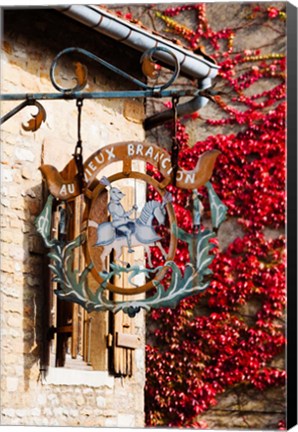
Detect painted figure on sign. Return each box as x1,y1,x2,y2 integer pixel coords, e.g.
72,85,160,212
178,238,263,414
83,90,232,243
90,177,172,267
101,177,137,252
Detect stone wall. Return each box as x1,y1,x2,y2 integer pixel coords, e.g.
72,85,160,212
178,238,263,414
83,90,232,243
1,8,145,427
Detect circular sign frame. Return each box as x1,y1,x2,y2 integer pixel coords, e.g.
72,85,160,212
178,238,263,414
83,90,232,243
86,171,177,295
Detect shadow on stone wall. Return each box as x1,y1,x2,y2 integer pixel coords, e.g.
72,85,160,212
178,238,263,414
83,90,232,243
22,182,49,392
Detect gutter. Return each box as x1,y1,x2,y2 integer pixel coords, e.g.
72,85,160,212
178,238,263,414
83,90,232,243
56,5,220,129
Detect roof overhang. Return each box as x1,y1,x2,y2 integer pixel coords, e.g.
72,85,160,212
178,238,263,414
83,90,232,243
56,5,219,84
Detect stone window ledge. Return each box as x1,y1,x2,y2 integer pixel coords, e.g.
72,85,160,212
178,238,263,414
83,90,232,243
45,367,114,388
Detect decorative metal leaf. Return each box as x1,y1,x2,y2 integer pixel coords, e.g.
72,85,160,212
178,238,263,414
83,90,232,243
35,189,223,317
74,62,88,91
34,194,58,248
141,54,159,78
196,230,216,275
205,181,228,229
22,101,47,132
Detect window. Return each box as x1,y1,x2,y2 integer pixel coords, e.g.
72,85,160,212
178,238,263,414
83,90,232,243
45,187,140,376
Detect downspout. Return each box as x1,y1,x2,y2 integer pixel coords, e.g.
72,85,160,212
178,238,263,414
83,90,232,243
56,5,219,129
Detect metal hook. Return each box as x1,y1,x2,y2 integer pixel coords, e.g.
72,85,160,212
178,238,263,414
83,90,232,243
0,99,46,130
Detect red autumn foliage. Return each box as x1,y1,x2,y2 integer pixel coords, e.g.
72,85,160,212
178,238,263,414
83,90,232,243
124,2,287,428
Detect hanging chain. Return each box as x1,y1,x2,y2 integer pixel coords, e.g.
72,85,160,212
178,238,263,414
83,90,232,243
171,96,179,186
74,99,86,192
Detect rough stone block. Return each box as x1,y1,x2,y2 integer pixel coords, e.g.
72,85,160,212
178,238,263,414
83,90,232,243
1,186,8,197
6,377,18,392
7,185,19,198
2,228,24,245
96,396,106,409
10,245,26,261
53,407,63,417
47,394,59,406
10,217,22,229
14,262,22,272
0,215,8,227
82,388,93,395
43,407,53,416
31,407,41,417
10,197,25,211
3,408,16,420
0,242,10,257
69,408,79,417
1,167,13,183
14,147,35,162
117,413,135,427
21,166,32,180
104,417,118,427
1,197,10,208
2,297,22,314
75,394,85,407
1,257,15,273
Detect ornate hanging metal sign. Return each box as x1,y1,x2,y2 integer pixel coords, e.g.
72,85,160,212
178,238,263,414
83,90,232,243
35,141,227,316
0,43,225,316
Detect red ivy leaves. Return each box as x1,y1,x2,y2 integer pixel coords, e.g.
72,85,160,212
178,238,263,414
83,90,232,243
207,234,286,319
146,234,286,426
178,102,285,231
146,309,285,426
143,2,286,429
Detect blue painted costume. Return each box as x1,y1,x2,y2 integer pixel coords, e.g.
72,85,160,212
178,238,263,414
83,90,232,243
108,186,137,253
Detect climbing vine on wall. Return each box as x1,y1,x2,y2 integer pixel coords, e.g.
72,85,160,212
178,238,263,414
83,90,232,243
119,2,286,429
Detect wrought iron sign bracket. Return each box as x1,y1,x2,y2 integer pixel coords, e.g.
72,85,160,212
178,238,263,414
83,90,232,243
0,46,205,128
1,46,228,317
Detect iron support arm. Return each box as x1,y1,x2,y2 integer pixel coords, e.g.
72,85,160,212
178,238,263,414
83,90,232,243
0,88,198,102
0,46,215,128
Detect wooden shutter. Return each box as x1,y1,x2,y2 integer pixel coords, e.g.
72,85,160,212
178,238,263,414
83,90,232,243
83,190,109,371
70,193,110,371
48,195,109,370
83,291,109,370
112,297,140,377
